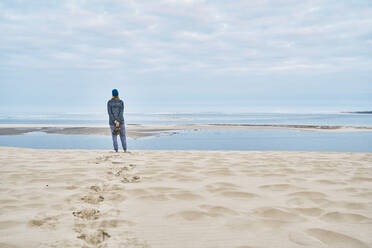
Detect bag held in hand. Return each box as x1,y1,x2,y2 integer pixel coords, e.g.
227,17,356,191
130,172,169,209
112,127,121,136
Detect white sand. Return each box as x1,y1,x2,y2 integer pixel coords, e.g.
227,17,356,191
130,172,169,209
0,147,372,248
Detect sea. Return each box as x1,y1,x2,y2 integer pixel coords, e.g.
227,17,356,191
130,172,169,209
0,112,372,152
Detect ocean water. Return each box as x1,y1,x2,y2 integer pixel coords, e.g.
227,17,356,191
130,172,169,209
0,129,371,152
1,112,371,151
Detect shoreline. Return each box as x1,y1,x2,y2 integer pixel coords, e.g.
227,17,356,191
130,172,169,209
0,123,371,138
0,146,371,153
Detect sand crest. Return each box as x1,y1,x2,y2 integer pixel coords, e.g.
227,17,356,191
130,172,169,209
0,147,371,247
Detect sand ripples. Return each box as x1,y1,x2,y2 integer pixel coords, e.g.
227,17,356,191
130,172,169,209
0,148,371,247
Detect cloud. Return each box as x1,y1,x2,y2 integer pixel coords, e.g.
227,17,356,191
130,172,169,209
0,0,371,74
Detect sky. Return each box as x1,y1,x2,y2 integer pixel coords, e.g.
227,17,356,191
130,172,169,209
1,0,372,114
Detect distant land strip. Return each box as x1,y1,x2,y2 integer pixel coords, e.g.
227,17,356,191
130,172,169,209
343,111,372,114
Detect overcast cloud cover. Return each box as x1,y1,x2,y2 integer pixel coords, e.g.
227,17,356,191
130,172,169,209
1,0,372,113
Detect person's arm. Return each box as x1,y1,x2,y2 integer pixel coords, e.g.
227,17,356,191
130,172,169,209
107,101,114,122
118,100,124,122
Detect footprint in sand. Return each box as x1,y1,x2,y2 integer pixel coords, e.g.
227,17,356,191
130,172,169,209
77,229,111,246
91,183,124,192
90,185,102,192
121,175,141,183
72,208,100,220
106,164,140,184
110,166,130,176
81,195,104,204
111,164,136,172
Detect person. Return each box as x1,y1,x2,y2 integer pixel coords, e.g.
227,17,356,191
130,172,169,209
107,89,127,152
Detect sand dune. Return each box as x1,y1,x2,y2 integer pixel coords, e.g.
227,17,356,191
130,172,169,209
0,147,372,247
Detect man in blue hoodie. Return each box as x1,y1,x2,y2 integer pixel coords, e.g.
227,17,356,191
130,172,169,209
107,89,127,152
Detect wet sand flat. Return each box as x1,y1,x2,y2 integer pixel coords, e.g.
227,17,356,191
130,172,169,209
0,147,372,247
0,123,371,139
